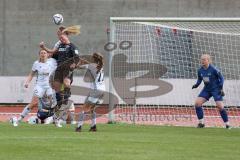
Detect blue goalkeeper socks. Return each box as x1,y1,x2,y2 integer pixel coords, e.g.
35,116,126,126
219,108,228,123
195,106,204,120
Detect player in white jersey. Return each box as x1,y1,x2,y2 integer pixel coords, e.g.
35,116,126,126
76,52,105,132
11,49,53,126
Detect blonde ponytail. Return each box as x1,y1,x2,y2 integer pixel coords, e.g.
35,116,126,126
62,25,81,35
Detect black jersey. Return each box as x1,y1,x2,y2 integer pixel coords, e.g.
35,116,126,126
52,52,58,61
56,43,80,66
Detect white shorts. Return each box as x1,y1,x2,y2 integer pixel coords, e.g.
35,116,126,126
33,85,53,98
85,90,104,105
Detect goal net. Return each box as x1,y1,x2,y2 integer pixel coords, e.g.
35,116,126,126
108,17,240,127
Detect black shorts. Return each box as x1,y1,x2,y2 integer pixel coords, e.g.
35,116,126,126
54,65,72,83
70,72,73,84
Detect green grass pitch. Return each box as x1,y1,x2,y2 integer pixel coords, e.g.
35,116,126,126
0,123,239,160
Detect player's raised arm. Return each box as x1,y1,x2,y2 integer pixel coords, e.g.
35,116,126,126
39,41,57,55
76,57,91,68
39,26,67,56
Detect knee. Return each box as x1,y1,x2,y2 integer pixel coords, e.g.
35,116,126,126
53,81,61,92
63,78,71,88
195,100,203,107
64,83,71,89
216,102,224,110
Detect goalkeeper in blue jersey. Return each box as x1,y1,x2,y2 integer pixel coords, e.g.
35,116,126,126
192,54,230,129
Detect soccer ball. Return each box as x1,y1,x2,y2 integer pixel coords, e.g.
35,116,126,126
52,14,63,25
28,116,39,125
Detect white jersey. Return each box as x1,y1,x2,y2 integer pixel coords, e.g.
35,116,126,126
47,58,57,73
84,64,105,91
32,60,52,86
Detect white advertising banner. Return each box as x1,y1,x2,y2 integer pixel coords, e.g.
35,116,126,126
0,77,239,106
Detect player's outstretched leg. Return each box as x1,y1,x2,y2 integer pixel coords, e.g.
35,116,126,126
11,105,32,127
10,97,37,127
19,105,32,121
10,105,31,127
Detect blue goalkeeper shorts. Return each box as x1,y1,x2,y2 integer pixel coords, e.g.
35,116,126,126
198,88,223,101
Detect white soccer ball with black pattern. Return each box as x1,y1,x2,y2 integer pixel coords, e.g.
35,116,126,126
28,116,39,125
52,14,63,25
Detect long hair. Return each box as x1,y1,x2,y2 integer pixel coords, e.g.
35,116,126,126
62,25,81,35
92,52,104,73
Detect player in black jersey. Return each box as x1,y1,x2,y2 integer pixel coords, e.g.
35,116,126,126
40,26,82,126
40,25,81,86
53,33,80,103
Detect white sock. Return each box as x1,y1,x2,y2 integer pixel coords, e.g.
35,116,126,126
61,111,68,121
91,112,96,127
69,111,75,122
199,119,204,124
18,105,31,121
77,111,85,128
225,122,230,126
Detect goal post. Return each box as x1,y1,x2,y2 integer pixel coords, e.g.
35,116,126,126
108,17,240,127
108,18,116,123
